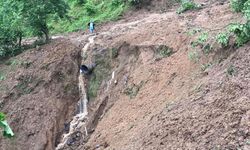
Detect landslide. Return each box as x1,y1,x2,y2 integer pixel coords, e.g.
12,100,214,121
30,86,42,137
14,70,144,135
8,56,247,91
0,0,249,150
75,0,249,150
0,39,81,150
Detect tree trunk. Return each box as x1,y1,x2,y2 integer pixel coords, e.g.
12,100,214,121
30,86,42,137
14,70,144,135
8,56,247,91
45,31,49,43
41,24,50,43
18,32,22,48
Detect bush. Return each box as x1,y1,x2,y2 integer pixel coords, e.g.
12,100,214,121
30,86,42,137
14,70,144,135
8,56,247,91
128,0,142,6
228,22,250,46
84,2,97,16
127,0,151,9
230,0,247,12
177,0,200,14
216,32,229,47
229,0,250,46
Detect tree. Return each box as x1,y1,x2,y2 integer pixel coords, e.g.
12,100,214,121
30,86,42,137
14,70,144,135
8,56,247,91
0,0,24,57
0,0,69,58
21,0,69,42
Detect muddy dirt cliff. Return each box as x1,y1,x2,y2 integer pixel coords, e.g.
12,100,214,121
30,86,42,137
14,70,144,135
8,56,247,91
0,39,81,150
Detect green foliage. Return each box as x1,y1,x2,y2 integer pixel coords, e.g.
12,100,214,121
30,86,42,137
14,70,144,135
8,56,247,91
216,32,230,47
0,112,14,138
228,22,250,46
227,65,237,76
191,32,208,48
190,32,210,53
154,45,174,61
0,0,68,58
177,0,200,14
85,1,97,16
124,81,144,99
230,0,247,12
187,28,201,36
21,0,69,41
197,32,208,44
158,46,174,58
0,112,5,121
229,0,250,46
110,48,119,59
0,0,23,58
128,0,142,7
243,0,250,18
51,0,128,33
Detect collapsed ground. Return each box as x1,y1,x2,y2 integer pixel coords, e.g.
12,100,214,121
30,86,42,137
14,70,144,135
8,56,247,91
0,0,250,150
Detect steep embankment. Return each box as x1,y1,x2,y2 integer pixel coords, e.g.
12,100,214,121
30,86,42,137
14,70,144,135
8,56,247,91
78,1,249,150
0,0,249,150
0,39,81,150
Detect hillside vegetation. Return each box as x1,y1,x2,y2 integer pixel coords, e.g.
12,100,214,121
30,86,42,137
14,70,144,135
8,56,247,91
0,0,141,58
50,0,129,33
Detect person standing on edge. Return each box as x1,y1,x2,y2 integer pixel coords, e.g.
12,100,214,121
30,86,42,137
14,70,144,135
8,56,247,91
88,20,95,33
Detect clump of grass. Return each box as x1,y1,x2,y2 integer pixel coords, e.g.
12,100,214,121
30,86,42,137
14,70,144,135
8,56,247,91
186,28,202,36
110,48,118,59
190,32,208,48
188,50,200,63
124,81,144,99
155,45,174,60
216,32,230,47
177,0,201,14
227,65,237,76
191,32,213,55
50,0,128,33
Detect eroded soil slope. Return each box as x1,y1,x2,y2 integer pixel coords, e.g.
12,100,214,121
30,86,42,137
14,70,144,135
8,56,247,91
76,1,249,150
0,0,249,150
0,39,81,150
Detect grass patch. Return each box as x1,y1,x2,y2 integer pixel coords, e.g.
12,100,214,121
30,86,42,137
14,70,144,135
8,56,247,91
227,65,237,76
186,28,202,36
155,45,174,61
50,0,129,33
124,81,144,99
188,50,200,63
177,0,201,14
110,48,119,59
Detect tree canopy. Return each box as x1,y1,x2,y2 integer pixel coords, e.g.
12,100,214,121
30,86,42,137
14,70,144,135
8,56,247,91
0,0,68,58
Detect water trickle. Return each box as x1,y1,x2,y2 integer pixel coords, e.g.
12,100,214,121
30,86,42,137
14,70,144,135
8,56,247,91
56,35,95,150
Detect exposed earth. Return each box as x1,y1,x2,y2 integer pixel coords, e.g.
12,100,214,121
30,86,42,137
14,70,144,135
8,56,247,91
0,0,250,150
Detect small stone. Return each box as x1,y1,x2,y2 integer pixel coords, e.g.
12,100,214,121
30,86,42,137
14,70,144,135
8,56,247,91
67,138,74,146
95,144,100,148
76,132,81,137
